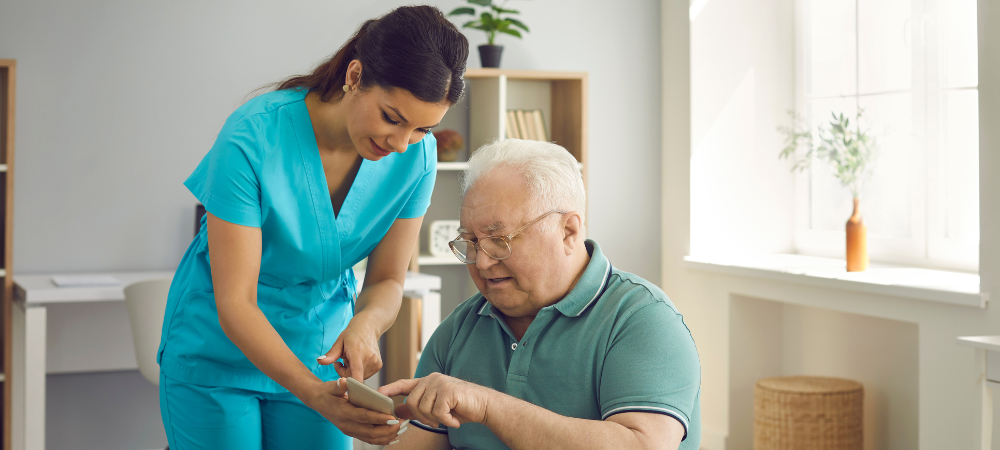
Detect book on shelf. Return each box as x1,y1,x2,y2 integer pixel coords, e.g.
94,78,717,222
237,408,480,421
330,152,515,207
505,109,548,141
515,110,531,141
506,110,521,139
525,110,540,140
531,110,547,141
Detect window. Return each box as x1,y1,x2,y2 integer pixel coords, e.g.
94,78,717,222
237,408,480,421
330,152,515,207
794,0,979,271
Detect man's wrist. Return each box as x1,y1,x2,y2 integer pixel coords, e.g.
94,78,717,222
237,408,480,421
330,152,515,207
480,387,505,427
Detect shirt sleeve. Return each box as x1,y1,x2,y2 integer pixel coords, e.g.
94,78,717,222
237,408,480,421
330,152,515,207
599,299,701,441
408,300,455,435
183,115,264,228
397,133,437,219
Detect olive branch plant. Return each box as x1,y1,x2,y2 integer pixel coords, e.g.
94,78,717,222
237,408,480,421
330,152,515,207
778,110,880,199
448,0,530,46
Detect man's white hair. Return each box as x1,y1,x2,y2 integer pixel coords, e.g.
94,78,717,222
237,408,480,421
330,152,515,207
461,139,586,222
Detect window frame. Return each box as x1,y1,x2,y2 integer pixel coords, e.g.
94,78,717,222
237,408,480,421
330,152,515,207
792,0,979,272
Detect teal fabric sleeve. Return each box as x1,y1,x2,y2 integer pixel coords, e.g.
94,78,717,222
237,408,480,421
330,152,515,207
184,116,263,228
599,297,700,440
398,134,437,219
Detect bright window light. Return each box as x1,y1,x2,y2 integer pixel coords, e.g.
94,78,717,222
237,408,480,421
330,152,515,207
795,0,979,271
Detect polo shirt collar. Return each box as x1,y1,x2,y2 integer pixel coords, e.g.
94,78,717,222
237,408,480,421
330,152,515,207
554,239,613,317
476,239,612,318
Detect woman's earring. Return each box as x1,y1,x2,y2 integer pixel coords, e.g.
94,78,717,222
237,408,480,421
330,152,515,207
342,85,349,93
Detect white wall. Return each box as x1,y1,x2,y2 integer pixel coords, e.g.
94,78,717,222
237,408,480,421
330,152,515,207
0,0,662,283
981,0,1000,444
0,1,663,449
689,0,795,257
729,296,919,450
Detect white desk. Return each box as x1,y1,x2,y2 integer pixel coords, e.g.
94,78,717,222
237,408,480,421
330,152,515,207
11,270,441,450
958,336,1000,450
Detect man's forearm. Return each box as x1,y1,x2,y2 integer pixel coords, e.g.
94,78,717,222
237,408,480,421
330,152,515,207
482,390,647,450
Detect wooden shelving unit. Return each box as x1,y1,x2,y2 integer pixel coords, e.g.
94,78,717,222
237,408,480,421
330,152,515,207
419,68,588,313
0,59,16,450
389,69,589,386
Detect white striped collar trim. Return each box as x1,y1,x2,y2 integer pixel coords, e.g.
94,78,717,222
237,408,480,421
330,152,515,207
573,260,613,317
478,300,491,316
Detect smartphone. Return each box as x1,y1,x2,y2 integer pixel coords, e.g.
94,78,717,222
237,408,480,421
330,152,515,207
346,377,396,416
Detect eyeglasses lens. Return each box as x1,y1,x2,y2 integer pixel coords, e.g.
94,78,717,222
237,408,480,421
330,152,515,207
450,240,477,263
481,238,511,260
450,238,512,263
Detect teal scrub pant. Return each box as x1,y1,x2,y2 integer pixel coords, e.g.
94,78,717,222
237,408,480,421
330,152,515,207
159,373,352,450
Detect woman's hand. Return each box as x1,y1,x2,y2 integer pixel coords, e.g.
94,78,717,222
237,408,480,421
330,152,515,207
304,378,403,445
318,313,383,381
379,373,492,429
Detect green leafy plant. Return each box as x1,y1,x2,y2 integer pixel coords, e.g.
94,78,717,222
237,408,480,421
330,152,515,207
778,110,879,198
448,0,529,46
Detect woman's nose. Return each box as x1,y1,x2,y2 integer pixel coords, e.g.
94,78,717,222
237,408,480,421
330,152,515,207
388,131,416,152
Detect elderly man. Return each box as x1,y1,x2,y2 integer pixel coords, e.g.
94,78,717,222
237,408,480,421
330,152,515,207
379,139,701,450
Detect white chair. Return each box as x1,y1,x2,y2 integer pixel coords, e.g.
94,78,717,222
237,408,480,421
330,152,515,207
124,278,173,386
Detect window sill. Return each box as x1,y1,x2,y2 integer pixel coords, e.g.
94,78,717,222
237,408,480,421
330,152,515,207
683,253,986,308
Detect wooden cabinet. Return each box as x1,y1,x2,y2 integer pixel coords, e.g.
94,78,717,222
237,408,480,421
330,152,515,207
383,296,421,391
0,59,16,450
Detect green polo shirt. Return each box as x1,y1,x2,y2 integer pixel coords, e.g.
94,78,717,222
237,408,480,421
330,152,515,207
411,240,701,450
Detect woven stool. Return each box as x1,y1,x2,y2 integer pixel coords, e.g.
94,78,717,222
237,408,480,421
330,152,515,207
754,376,863,450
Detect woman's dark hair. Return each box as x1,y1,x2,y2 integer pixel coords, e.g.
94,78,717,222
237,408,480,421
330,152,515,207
277,5,469,104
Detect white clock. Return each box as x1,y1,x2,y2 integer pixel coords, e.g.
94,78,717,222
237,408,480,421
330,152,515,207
428,220,462,257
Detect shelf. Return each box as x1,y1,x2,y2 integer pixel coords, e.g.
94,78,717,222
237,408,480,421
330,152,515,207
684,253,986,308
465,68,588,80
957,336,1000,352
438,161,583,171
437,162,468,171
0,164,7,172
418,254,468,266
0,268,6,277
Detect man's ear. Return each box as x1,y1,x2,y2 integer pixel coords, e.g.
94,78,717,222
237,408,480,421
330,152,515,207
562,211,584,254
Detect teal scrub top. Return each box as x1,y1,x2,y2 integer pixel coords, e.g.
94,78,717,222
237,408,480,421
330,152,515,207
157,88,437,392
411,240,701,450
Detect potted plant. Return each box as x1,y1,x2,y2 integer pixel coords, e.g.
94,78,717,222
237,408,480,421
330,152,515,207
433,129,465,162
778,110,880,272
448,0,529,68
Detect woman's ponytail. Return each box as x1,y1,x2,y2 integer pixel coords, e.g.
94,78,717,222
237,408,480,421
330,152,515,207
276,19,375,102
273,6,468,104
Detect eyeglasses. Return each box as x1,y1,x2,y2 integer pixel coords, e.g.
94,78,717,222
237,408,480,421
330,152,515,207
448,210,568,264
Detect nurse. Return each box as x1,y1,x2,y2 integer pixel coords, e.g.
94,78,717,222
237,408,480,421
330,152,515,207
156,5,468,449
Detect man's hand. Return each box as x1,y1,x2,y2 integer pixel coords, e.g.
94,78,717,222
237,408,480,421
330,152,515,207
379,373,491,428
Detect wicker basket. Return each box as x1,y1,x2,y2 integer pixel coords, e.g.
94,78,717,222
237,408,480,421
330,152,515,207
754,376,864,450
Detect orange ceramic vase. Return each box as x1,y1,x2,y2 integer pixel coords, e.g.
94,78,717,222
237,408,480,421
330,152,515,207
846,197,868,272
